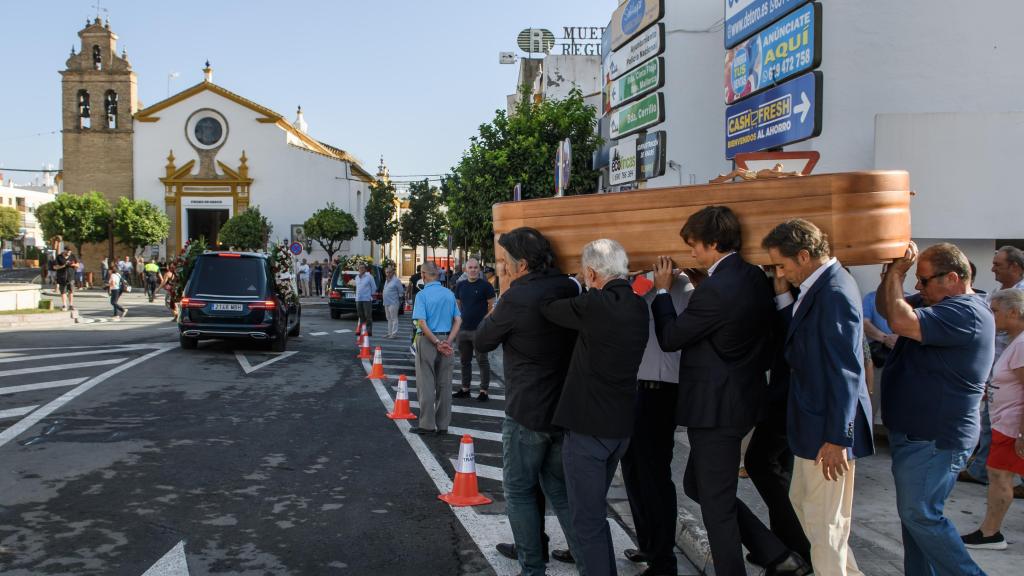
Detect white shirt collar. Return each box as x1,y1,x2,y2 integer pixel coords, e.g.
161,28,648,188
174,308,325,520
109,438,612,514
793,258,838,313
707,252,736,276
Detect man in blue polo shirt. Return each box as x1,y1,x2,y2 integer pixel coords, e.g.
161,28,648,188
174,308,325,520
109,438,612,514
409,262,461,435
878,242,994,576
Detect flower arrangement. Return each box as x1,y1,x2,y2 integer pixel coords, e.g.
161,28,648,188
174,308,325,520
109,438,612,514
270,242,300,306
343,255,374,270
170,236,208,303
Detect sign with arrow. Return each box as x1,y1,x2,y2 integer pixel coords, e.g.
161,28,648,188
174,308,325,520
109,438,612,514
724,71,821,159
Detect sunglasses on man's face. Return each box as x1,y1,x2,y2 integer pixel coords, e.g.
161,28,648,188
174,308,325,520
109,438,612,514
916,272,947,287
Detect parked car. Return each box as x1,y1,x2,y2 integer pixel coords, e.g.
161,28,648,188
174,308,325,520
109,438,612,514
328,264,404,320
178,251,301,351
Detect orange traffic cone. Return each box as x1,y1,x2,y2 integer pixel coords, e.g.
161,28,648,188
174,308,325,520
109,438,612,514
387,375,416,420
356,332,372,360
367,346,386,379
439,435,493,507
355,321,364,342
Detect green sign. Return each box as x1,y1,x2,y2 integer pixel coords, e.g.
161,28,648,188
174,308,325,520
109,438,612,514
610,92,663,139
611,57,663,108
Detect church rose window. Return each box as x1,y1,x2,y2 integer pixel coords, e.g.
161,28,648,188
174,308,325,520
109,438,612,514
185,109,229,151
195,117,223,146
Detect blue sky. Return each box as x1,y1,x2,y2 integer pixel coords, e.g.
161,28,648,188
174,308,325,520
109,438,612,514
0,0,615,186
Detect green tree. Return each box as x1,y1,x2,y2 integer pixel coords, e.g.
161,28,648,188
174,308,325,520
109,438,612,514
400,179,445,264
363,179,399,263
304,202,358,264
218,205,273,251
0,206,19,242
112,198,170,255
445,86,601,260
34,191,112,256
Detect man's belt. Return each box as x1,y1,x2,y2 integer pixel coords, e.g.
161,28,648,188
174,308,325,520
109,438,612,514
637,380,671,390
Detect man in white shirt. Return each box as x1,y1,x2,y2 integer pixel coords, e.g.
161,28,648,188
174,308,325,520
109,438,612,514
355,262,378,336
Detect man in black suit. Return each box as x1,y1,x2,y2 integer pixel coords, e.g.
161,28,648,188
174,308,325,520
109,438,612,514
542,238,650,576
652,206,810,576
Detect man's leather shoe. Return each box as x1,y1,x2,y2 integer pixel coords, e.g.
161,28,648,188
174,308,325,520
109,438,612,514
766,552,812,576
551,549,574,563
495,542,551,563
409,427,432,435
452,389,470,399
624,548,649,563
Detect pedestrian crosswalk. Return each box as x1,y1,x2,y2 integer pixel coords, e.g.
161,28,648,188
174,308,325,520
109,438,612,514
348,318,646,576
0,343,173,449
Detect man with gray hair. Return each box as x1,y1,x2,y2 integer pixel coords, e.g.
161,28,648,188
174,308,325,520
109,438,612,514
409,261,461,435
542,238,650,576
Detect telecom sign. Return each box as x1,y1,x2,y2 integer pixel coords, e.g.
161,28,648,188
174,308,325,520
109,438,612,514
725,0,809,48
636,131,667,180
611,0,664,49
610,92,664,140
609,135,638,186
608,23,664,80
725,2,820,104
725,71,821,159
611,57,664,108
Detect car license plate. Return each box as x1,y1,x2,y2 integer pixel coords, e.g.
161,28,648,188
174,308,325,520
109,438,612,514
345,293,356,300
212,303,243,311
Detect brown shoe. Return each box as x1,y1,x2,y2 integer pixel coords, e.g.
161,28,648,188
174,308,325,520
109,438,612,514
957,470,987,486
1014,484,1024,500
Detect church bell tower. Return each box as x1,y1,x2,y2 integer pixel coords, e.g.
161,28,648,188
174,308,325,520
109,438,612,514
60,17,137,202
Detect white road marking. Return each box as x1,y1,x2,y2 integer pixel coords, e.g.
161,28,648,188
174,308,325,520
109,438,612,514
447,426,503,443
410,401,505,419
0,405,38,420
141,540,190,576
0,345,173,449
234,351,298,375
362,359,641,576
0,377,89,396
0,346,148,365
309,332,329,336
450,458,504,482
333,329,352,334
396,386,505,401
0,358,126,378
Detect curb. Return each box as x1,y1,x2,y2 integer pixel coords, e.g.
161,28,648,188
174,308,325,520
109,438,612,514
0,312,75,330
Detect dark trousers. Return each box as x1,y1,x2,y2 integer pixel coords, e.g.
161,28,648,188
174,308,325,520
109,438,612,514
621,381,678,574
564,431,630,576
685,426,788,576
109,289,125,315
744,404,812,565
314,273,323,296
457,330,490,392
356,301,372,335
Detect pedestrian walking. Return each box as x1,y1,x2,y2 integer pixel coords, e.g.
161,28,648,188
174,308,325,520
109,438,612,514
452,258,496,401
297,259,310,297
409,262,461,435
407,265,423,306
313,260,324,297
108,265,127,319
75,259,85,288
652,206,809,576
877,241,994,576
962,288,1024,550
382,264,404,338
474,227,580,573
542,238,649,576
763,219,874,576
144,259,160,302
354,262,377,336
621,271,693,576
53,246,76,311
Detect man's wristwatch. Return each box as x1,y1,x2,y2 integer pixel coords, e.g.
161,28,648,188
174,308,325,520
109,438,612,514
656,288,669,295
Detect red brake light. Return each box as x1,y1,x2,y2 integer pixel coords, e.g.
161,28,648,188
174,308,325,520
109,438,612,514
329,290,341,299
181,297,206,309
248,300,277,310
218,252,242,258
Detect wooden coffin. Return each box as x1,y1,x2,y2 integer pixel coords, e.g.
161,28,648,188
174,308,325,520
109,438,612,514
492,171,911,276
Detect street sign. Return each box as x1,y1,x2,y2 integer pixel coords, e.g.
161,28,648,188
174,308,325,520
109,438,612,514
611,0,663,50
637,131,667,180
725,71,821,159
499,51,516,64
725,2,821,104
609,135,638,186
608,23,664,80
517,28,556,54
725,0,809,48
611,57,664,109
289,242,302,256
610,92,664,139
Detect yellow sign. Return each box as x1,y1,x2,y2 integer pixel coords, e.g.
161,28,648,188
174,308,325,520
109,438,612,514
610,0,663,50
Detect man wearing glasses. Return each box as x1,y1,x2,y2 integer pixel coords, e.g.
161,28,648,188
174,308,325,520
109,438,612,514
877,242,994,576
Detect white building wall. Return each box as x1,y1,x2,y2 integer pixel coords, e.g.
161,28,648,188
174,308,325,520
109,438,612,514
0,184,56,247
133,89,372,262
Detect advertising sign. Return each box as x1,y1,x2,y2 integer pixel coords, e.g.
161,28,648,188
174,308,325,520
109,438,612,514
725,71,821,159
725,0,809,48
517,28,556,54
611,57,664,108
602,22,613,114
725,3,820,104
608,23,664,80
611,0,664,50
609,135,638,186
611,92,664,139
637,131,667,180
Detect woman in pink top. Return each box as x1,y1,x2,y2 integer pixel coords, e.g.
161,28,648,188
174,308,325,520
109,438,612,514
962,288,1024,550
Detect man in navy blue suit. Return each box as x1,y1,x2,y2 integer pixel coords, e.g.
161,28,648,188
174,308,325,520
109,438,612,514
762,219,874,576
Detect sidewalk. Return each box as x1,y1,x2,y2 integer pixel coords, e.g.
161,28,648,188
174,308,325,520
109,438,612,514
669,432,1023,575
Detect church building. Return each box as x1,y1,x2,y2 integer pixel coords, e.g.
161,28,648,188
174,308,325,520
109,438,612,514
60,18,375,266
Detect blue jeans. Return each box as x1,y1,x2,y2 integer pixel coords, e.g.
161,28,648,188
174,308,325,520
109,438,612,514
890,431,986,576
502,418,578,576
965,399,991,482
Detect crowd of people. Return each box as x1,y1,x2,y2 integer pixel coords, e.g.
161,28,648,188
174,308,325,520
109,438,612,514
405,207,1021,576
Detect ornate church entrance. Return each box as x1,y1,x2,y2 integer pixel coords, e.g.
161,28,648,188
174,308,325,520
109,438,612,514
186,208,229,247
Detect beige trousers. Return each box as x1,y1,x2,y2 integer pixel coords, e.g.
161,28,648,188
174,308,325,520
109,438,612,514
789,456,863,576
